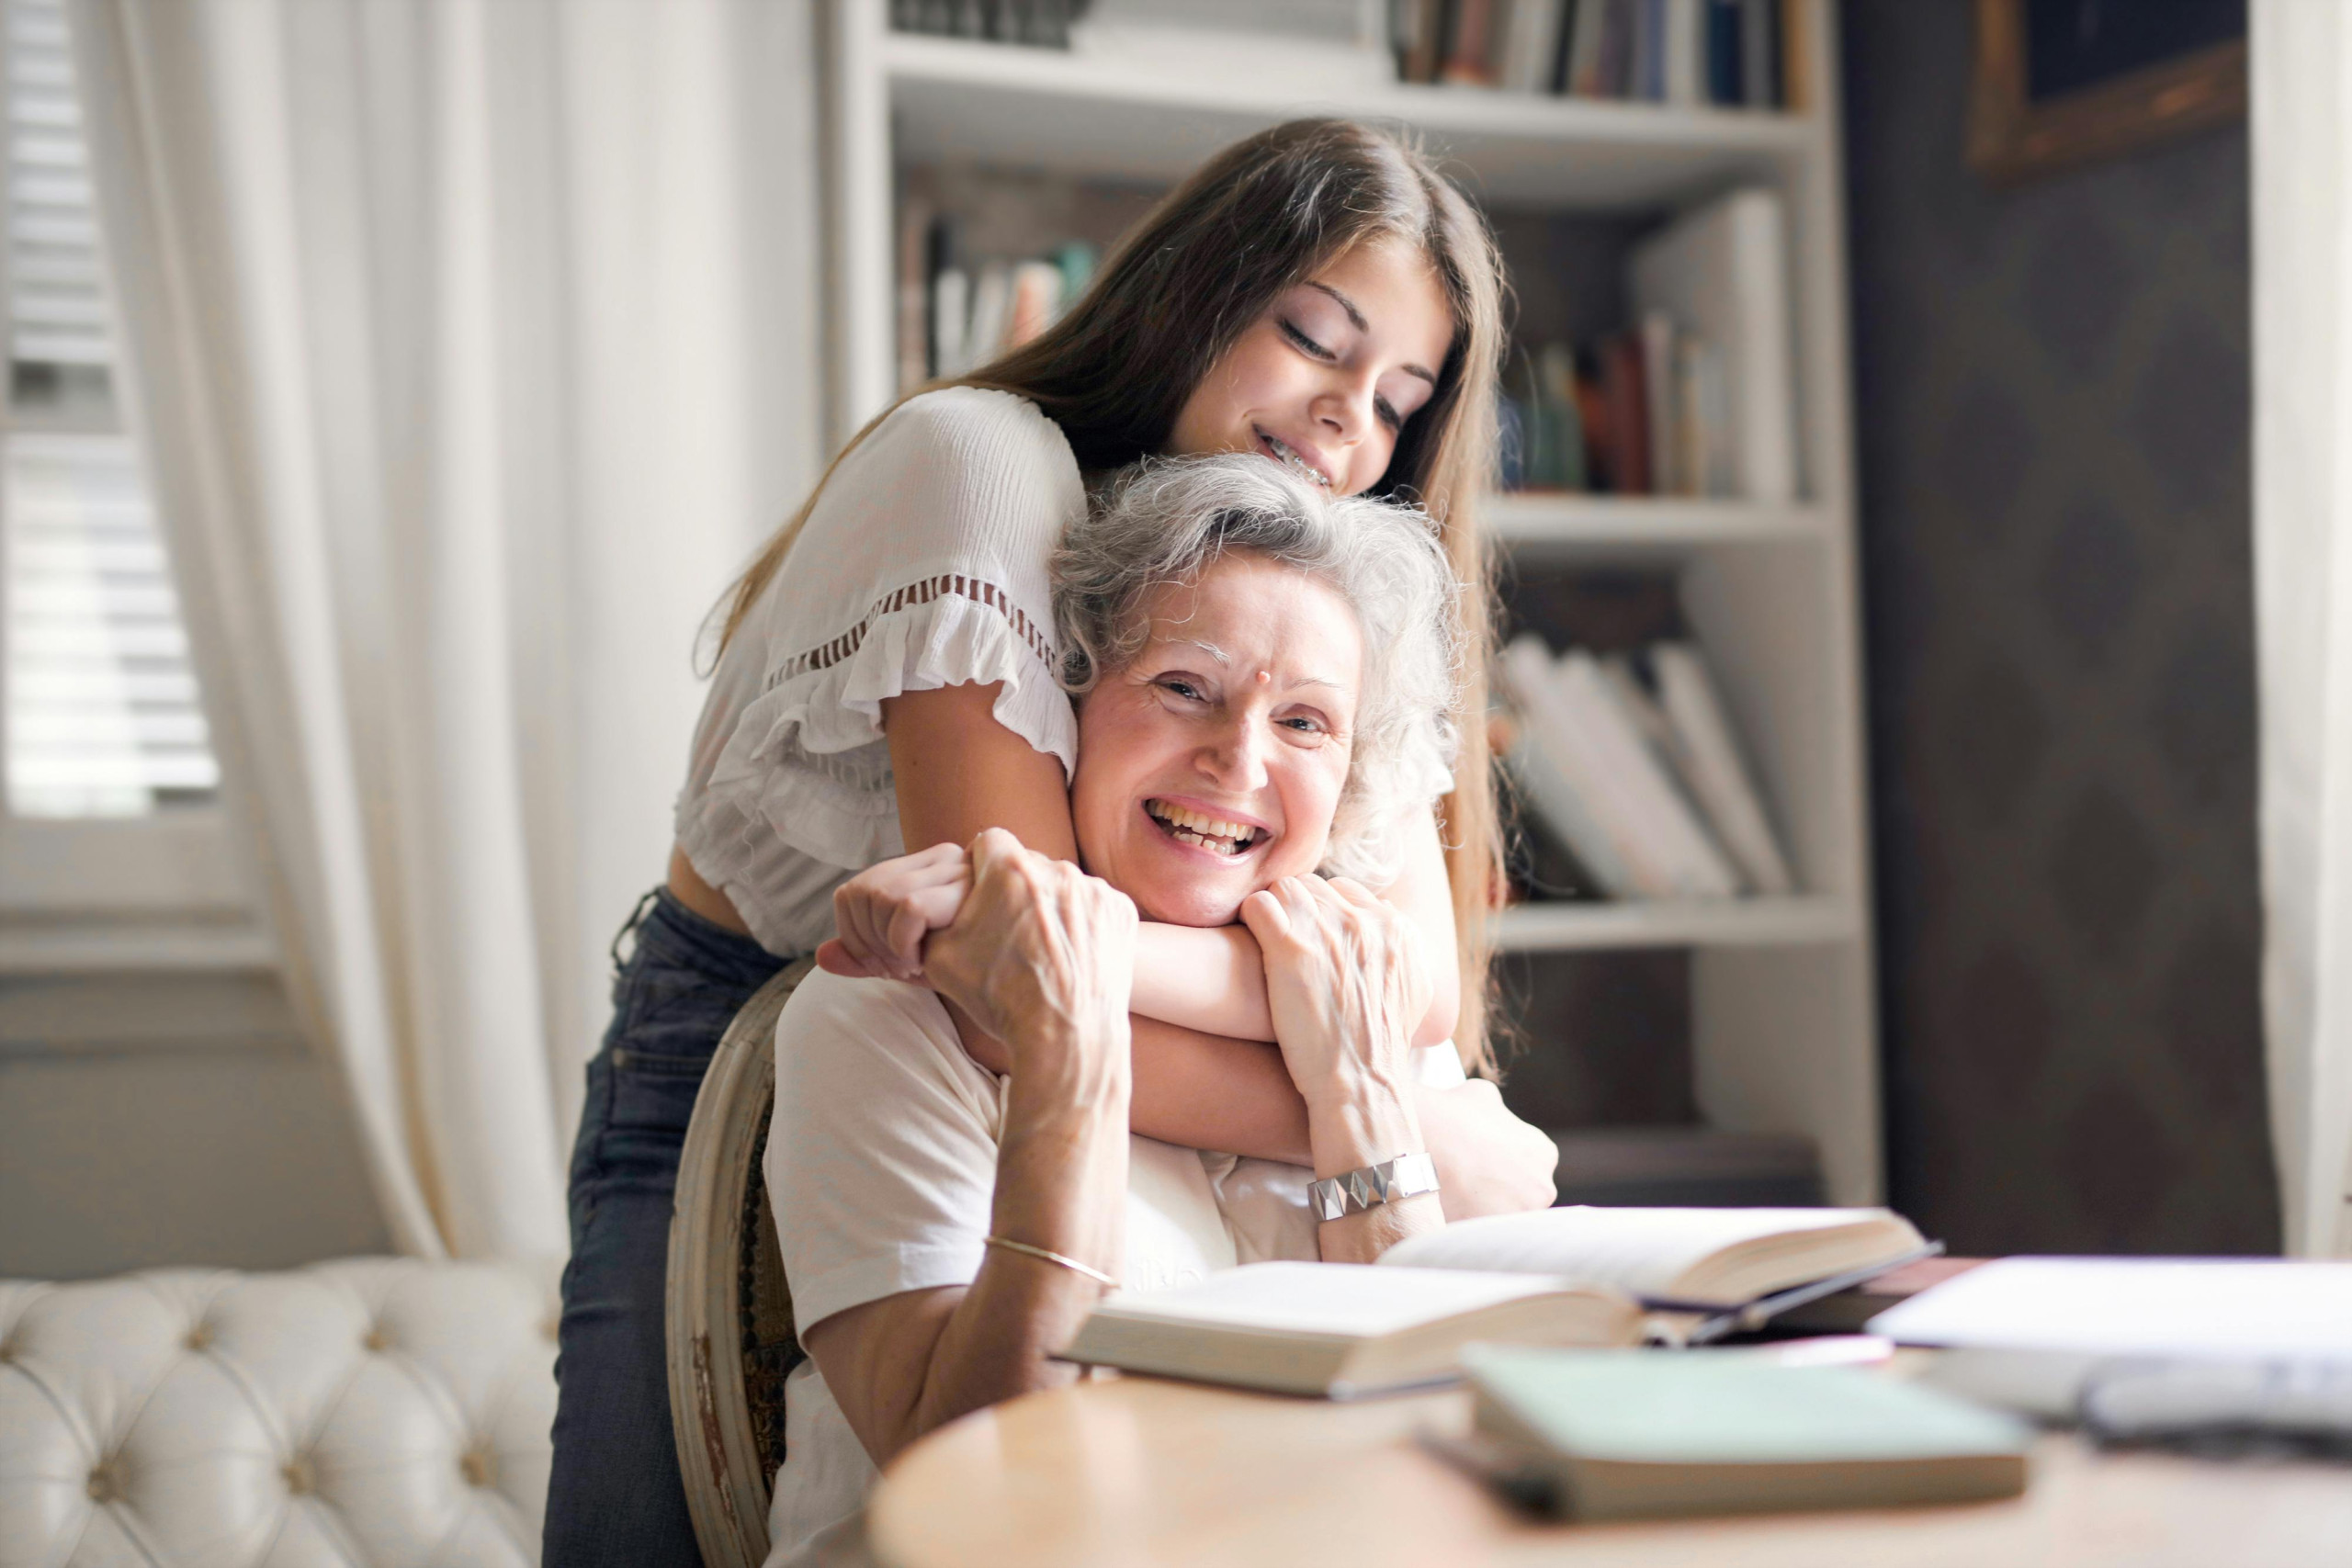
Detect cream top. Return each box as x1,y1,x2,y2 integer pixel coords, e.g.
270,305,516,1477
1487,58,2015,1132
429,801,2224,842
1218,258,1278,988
675,388,1084,956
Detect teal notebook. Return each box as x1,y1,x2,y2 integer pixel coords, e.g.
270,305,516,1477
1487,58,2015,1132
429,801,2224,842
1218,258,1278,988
1462,1348,2032,1522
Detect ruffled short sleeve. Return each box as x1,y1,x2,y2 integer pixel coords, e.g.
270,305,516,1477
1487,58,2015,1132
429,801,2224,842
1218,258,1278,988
675,389,1083,953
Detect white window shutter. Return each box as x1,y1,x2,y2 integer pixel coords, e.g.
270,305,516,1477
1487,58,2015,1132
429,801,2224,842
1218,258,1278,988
2,0,217,818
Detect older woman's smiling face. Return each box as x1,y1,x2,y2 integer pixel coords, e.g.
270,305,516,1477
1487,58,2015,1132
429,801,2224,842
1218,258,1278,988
1069,552,1363,928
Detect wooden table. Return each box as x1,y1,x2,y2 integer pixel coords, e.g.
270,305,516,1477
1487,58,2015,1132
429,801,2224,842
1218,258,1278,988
867,1373,2352,1568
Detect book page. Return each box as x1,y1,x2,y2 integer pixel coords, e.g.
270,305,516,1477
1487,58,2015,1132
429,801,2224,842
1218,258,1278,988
1091,1261,1577,1339
1378,1206,1892,1300
1870,1258,2352,1359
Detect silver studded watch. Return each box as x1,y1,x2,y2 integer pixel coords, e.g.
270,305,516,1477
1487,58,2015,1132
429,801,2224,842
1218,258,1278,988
1308,1151,1441,1222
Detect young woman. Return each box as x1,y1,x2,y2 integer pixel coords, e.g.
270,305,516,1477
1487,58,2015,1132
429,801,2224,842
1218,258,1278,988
544,118,1555,1564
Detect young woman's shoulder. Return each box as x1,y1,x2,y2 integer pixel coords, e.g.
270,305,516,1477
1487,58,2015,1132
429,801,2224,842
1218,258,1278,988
812,386,1083,568
863,386,1078,487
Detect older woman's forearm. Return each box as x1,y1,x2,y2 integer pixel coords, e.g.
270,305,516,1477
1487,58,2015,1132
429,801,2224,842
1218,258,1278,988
1305,1074,1443,1262
900,1095,1128,1446
810,833,1142,1470
809,1066,1130,1471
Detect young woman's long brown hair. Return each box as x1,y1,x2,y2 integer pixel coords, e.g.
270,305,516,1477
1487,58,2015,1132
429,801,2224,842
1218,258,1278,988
716,118,1510,1070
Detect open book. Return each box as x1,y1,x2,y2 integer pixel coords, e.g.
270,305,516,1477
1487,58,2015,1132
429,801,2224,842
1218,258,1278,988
1384,1206,1933,1329
1059,1262,1640,1399
1060,1208,1931,1397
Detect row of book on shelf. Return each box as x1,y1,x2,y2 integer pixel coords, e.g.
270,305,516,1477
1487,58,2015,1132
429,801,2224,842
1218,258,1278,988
1495,632,1792,903
898,208,1101,388
898,182,1798,503
890,0,1082,48
891,0,1806,113
1503,186,1796,501
1395,0,1800,108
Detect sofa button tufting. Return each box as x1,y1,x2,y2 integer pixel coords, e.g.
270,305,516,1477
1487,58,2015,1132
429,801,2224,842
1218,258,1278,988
185,1324,213,1351
363,1326,391,1352
85,1456,126,1504
283,1455,316,1495
459,1443,498,1488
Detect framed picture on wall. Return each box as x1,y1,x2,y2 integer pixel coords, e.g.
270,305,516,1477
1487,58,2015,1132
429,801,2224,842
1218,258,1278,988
1969,0,2245,182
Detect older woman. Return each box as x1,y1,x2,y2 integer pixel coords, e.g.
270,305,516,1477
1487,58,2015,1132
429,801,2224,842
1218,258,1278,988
763,456,1533,1560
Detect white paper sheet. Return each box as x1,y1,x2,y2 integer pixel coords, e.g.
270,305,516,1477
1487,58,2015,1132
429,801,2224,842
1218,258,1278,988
1869,1257,2352,1359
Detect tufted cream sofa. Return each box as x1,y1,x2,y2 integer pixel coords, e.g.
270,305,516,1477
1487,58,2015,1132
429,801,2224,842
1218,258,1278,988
0,1257,559,1567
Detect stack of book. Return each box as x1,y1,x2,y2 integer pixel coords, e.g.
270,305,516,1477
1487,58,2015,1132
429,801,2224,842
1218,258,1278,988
1502,186,1795,503
1395,0,1798,109
897,209,1100,389
1496,633,1792,904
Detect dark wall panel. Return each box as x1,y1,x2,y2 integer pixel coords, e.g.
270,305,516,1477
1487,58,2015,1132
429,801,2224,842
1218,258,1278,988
1843,0,2277,1254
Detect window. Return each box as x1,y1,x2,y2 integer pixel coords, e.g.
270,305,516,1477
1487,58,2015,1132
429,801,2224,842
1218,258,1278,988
0,0,258,966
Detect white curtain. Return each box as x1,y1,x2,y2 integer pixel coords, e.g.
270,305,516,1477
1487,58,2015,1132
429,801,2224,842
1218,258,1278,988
71,0,824,1258
2252,0,2352,1258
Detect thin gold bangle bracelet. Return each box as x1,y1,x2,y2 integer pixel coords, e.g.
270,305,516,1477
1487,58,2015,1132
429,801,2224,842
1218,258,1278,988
984,1234,1117,1290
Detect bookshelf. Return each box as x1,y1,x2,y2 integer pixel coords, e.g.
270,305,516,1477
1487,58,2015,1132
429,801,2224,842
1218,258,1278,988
1496,894,1852,953
1487,493,1829,555
821,1,1880,1206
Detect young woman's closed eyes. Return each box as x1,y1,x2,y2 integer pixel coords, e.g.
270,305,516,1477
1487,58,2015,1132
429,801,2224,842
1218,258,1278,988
1278,314,1407,430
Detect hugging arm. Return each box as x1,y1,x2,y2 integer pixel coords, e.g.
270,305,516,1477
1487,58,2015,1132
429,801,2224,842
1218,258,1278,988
1121,812,1461,1049
877,682,1552,1209
881,681,1455,1045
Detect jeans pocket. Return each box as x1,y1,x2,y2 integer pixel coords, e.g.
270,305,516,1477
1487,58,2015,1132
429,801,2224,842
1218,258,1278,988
605,1044,712,1135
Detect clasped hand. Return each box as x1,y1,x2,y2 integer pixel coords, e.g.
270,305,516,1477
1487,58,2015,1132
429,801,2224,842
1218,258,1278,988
820,839,1555,1215
838,829,1136,1103
824,845,1428,1111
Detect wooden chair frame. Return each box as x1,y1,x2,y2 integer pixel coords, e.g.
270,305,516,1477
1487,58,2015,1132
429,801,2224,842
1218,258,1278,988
666,959,815,1568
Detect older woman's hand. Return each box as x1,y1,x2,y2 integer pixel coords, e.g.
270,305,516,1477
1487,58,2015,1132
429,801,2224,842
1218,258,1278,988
1240,874,1441,1259
1239,874,1429,1111
920,828,1137,1093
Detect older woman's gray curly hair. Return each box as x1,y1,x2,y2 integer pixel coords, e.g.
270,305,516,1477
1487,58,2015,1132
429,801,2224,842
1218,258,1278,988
1051,454,1465,887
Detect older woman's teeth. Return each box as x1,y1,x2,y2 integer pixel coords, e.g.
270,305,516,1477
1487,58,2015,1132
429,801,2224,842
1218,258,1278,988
1264,434,1329,488
1147,800,1258,855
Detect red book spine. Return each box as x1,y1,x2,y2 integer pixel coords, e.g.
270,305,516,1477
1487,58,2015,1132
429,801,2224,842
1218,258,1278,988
1600,333,1652,494
1441,0,1498,85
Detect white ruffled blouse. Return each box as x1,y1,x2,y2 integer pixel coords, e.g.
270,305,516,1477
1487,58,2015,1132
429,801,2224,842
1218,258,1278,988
675,388,1083,957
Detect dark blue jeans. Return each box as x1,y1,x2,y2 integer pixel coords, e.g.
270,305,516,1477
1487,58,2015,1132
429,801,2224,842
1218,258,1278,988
544,887,788,1567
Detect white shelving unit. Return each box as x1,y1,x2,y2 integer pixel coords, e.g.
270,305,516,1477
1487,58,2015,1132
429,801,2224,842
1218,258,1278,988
821,1,1880,1205
1496,895,1854,953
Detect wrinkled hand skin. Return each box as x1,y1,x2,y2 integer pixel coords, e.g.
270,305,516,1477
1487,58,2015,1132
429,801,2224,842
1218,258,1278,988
819,837,1556,1217
920,828,1137,1107
1239,874,1430,1111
